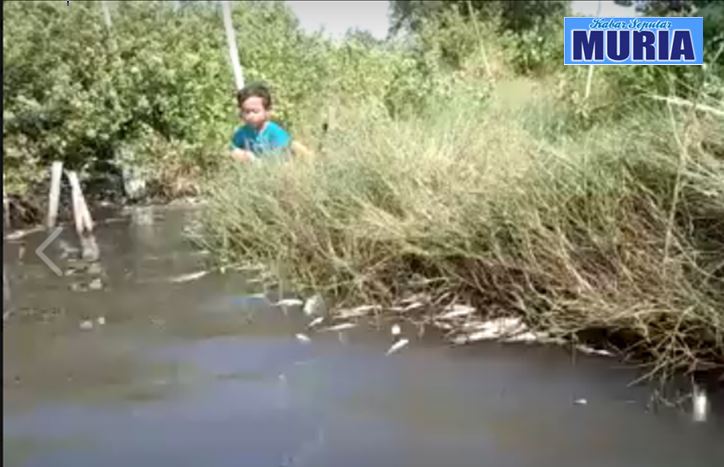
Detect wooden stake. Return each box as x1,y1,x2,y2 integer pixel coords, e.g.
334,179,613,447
66,171,99,262
65,171,95,235
3,182,10,230
47,161,63,228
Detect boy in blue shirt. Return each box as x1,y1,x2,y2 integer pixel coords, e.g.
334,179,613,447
229,83,292,163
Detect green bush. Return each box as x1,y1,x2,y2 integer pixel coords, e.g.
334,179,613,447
3,1,428,200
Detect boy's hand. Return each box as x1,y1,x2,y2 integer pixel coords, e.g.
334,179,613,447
230,148,255,163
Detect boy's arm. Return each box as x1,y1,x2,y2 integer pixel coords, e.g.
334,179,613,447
229,128,256,163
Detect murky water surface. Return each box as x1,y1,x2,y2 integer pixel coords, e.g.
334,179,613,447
4,207,723,467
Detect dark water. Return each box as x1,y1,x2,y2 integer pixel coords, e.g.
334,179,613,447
3,206,723,467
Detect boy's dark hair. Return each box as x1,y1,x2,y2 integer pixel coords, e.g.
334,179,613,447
236,82,272,109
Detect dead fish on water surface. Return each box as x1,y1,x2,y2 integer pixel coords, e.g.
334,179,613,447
274,298,304,307
319,322,356,332
167,270,209,283
308,316,324,328
336,304,381,319
386,324,410,355
386,338,410,356
295,333,312,343
438,303,476,320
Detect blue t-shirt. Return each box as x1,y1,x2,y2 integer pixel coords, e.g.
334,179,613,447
230,121,291,158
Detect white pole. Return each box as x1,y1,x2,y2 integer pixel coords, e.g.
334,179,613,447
101,0,112,30
47,161,63,228
220,0,245,91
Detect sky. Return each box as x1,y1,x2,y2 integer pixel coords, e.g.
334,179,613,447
285,1,640,41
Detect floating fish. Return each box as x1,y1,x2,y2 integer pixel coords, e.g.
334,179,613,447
574,398,588,406
575,344,614,357
308,316,325,328
275,298,304,307
168,270,209,283
451,317,529,344
386,338,410,356
402,301,425,312
337,304,380,319
438,304,476,320
295,333,311,343
320,322,356,332
97,316,106,325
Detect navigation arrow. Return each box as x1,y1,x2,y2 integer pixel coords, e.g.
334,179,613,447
35,227,63,276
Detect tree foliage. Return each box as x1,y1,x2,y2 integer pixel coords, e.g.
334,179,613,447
390,0,569,35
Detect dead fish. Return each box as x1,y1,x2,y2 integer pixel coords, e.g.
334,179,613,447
451,317,529,345
438,304,476,320
320,322,356,332
295,333,311,343
386,338,410,356
574,398,588,406
168,270,209,283
402,301,425,312
501,331,546,343
337,304,380,318
79,320,94,331
399,293,431,305
308,316,325,328
88,278,103,291
97,316,106,325
275,298,304,307
303,294,326,316
575,345,614,357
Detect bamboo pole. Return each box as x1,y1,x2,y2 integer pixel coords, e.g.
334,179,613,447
220,0,245,91
47,161,63,228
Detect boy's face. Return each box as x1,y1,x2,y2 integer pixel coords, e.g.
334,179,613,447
239,96,269,130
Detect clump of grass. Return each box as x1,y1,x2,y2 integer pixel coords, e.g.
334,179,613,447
198,83,724,381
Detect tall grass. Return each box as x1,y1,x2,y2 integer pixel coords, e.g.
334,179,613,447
198,78,724,380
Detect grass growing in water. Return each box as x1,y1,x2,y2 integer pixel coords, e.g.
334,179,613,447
198,81,724,381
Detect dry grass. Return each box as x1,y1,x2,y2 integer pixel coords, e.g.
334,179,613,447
197,80,724,381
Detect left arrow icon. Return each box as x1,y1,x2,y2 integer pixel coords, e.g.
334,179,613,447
36,227,63,276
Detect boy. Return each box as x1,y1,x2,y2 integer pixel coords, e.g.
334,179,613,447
229,82,292,163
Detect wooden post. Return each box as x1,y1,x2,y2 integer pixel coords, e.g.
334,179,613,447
66,171,99,262
221,0,245,91
3,182,10,230
47,161,63,228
